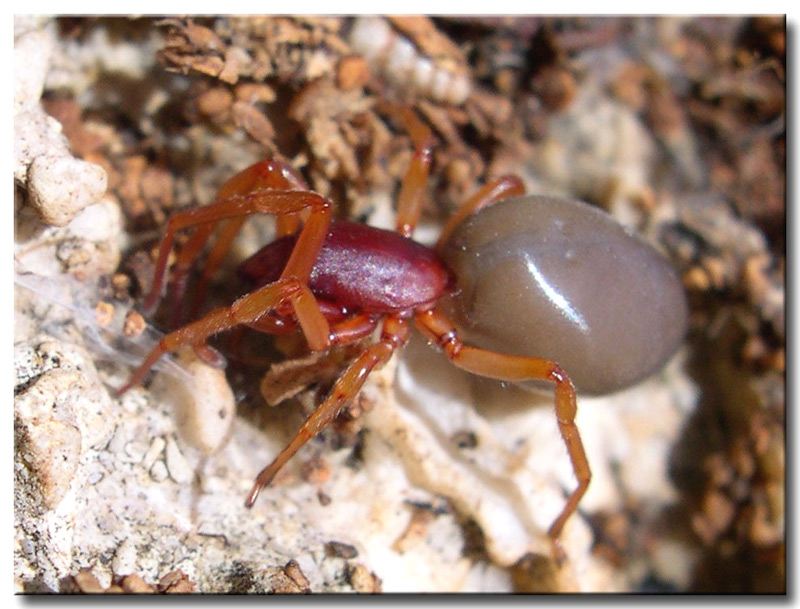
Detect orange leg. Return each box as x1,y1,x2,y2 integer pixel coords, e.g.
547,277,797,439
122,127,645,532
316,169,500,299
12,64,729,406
183,161,310,318
191,341,227,368
118,183,331,394
142,188,331,315
245,315,410,507
165,221,217,323
246,311,378,346
213,158,309,240
391,106,435,238
435,175,525,249
160,217,248,326
144,159,313,314
118,277,331,395
327,313,380,347
182,216,249,323
246,314,299,336
135,188,332,377
414,308,591,558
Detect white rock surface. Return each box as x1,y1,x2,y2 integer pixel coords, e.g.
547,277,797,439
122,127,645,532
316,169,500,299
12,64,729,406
14,17,108,227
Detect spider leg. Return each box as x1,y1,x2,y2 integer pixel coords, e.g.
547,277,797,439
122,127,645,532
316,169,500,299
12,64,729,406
185,160,311,319
414,308,590,562
390,106,434,238
327,313,380,347
118,275,331,395
126,185,332,395
245,315,409,507
183,215,248,323
166,221,217,324
435,174,525,249
144,159,314,315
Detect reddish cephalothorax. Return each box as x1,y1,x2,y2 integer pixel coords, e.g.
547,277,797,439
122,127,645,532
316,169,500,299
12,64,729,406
118,108,687,561
238,221,452,316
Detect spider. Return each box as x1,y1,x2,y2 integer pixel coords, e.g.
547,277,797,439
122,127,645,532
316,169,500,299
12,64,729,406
118,107,687,560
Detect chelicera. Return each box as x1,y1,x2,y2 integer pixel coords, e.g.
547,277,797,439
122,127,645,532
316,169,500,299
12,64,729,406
118,108,687,557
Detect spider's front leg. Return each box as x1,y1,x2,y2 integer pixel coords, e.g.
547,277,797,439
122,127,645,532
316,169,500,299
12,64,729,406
119,187,334,394
117,277,329,395
144,159,311,315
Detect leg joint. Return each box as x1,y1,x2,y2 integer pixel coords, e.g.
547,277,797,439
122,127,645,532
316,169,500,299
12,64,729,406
439,330,461,357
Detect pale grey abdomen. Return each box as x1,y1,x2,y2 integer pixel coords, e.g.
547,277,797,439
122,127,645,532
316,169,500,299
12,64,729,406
438,195,688,395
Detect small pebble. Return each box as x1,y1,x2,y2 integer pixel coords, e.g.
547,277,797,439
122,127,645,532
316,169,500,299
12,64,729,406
165,435,194,484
